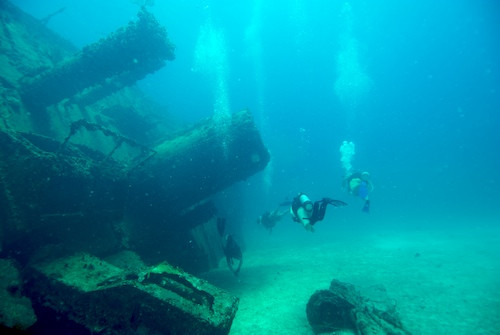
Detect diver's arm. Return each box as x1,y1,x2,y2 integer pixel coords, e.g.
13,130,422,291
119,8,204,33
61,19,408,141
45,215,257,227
368,181,374,192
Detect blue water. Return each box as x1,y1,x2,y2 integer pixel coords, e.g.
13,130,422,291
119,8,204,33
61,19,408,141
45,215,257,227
7,1,500,333
13,0,499,229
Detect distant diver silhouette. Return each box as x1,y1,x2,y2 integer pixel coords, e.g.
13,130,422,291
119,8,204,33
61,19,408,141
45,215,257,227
218,217,243,276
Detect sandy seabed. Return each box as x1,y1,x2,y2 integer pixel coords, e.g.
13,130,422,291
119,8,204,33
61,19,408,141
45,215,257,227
201,223,500,335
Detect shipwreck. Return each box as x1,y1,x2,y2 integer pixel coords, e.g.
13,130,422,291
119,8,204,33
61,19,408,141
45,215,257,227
0,1,269,334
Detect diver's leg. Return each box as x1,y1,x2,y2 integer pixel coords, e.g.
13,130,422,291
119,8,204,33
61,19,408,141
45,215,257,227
362,199,370,213
235,257,242,275
313,201,328,222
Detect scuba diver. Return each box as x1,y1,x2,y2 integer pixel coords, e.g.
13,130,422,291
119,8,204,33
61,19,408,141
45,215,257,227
339,141,373,213
342,171,374,213
257,206,289,233
290,193,347,231
222,234,242,276
218,218,243,276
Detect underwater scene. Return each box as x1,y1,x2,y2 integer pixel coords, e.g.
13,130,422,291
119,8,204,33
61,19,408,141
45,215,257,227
1,0,499,334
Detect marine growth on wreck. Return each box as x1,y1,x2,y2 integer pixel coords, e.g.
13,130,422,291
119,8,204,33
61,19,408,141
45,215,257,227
0,2,269,333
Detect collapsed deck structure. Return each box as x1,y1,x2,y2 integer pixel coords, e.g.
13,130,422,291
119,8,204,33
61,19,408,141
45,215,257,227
0,1,270,333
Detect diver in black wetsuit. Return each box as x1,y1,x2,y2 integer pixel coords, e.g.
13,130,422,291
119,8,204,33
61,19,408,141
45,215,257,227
258,206,289,232
222,234,242,276
290,193,347,232
218,217,243,276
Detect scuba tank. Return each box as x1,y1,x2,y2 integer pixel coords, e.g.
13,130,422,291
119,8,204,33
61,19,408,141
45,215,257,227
299,193,313,212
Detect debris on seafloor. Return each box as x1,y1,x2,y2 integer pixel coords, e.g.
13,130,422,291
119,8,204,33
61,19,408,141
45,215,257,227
24,252,239,335
306,279,412,335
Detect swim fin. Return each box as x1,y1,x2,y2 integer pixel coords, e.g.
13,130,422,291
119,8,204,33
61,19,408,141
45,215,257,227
324,198,348,207
362,200,370,213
